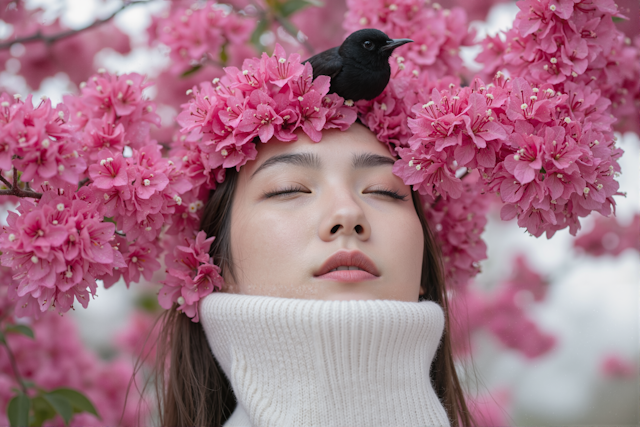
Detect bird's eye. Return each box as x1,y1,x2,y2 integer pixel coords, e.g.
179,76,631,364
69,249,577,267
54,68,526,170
363,40,374,50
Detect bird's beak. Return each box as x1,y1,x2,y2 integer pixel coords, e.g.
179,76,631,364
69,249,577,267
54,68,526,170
381,38,413,52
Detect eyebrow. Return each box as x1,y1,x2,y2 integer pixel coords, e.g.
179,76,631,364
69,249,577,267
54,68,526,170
250,152,396,179
351,152,396,169
250,152,321,179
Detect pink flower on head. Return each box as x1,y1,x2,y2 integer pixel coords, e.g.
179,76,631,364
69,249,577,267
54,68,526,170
298,91,328,142
238,90,283,142
323,94,357,131
265,44,305,87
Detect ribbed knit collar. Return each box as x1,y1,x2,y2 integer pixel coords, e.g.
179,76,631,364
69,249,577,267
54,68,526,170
200,293,451,427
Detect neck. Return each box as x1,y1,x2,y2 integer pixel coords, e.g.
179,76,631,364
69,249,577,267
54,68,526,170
200,293,451,427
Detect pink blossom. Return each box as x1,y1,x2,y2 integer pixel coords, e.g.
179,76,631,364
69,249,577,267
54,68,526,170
425,178,490,290
88,150,128,189
121,240,162,286
574,214,640,256
264,44,306,87
158,231,223,322
600,353,637,379
148,2,256,75
0,189,125,316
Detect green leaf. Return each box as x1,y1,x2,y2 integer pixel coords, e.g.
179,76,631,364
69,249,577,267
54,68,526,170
279,0,313,17
21,380,35,389
250,19,269,50
612,16,624,22
48,388,100,419
4,324,34,339
30,396,57,427
181,64,203,78
540,166,546,174
0,330,5,344
102,216,117,225
136,293,162,313
7,394,31,427
219,42,229,65
42,394,72,426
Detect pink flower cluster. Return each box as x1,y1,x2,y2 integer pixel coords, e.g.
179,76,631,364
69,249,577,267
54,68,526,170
476,0,640,134
0,185,124,317
0,310,148,427
66,71,161,156
87,143,194,288
388,73,622,237
0,69,197,316
424,178,490,290
357,71,461,153
343,0,475,80
158,231,223,322
148,1,256,75
573,213,640,256
0,94,86,188
450,254,556,359
175,43,357,186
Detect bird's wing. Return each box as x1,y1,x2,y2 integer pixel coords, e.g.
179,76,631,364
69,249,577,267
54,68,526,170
304,47,343,80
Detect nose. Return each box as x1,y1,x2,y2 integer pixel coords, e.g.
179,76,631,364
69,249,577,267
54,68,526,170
318,188,371,242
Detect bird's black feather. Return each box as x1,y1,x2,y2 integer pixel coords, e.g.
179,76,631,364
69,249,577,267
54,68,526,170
303,29,413,102
305,47,343,80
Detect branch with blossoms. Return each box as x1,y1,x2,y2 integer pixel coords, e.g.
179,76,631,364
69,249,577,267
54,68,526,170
0,68,216,320
0,0,153,50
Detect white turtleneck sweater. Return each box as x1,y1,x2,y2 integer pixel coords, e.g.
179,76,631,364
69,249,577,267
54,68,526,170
200,293,451,427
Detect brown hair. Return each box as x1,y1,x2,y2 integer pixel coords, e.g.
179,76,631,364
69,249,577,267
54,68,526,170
154,166,477,427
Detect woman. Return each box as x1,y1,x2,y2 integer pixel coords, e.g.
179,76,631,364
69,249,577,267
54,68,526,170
155,48,475,427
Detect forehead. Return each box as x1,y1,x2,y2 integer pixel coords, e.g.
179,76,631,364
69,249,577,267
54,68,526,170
242,123,393,175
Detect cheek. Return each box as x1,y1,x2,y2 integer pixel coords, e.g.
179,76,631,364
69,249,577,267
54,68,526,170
230,206,313,288
376,209,424,284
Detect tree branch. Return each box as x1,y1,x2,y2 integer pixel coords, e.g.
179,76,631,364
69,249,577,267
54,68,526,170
0,173,12,190
1,340,28,395
0,0,154,50
0,168,42,199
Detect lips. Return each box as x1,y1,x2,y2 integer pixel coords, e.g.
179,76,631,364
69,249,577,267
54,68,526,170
314,250,380,278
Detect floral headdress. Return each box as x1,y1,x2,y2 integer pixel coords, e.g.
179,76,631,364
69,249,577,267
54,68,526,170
175,44,358,176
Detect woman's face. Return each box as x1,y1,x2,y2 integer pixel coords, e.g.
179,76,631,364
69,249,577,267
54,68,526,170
223,123,424,302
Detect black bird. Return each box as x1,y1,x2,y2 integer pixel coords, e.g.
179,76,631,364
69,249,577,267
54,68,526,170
304,29,413,102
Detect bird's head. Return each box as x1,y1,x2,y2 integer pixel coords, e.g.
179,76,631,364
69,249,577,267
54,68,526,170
339,29,413,68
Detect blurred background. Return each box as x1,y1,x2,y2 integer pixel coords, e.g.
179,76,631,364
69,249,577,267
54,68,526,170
0,0,638,425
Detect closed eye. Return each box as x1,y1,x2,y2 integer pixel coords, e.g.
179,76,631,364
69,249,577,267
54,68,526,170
263,185,309,198
366,188,409,201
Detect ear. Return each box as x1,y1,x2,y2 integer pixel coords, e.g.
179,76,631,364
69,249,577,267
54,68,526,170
419,286,425,297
